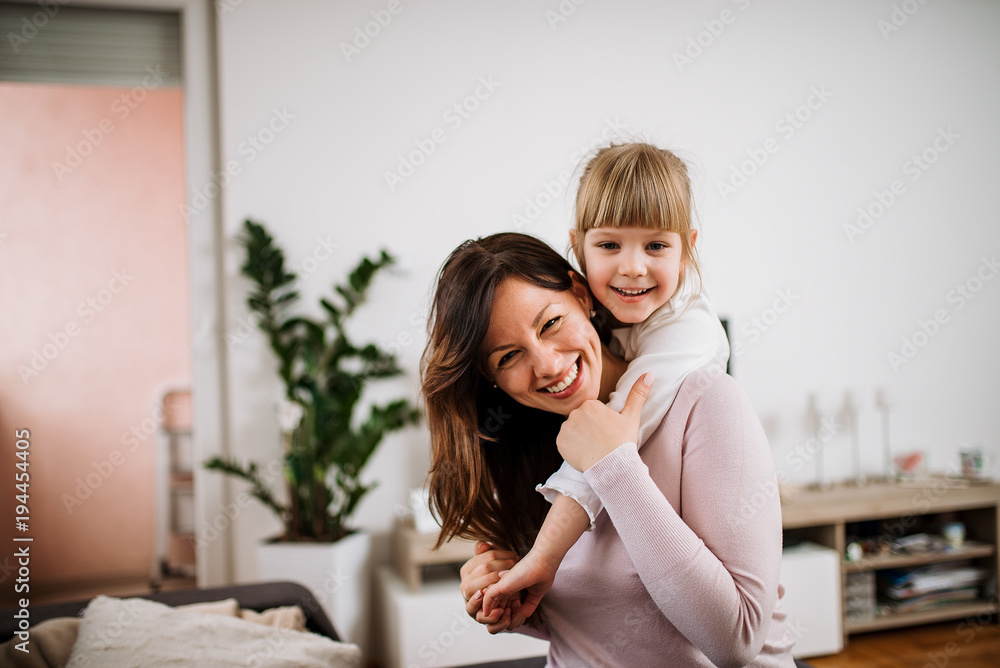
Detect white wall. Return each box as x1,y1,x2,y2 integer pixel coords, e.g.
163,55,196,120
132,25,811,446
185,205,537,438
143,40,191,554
209,0,1000,582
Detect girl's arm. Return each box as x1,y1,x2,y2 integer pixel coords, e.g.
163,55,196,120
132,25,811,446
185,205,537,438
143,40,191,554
481,492,590,620
483,375,653,625
606,295,730,445
564,372,782,667
458,542,531,635
535,292,729,526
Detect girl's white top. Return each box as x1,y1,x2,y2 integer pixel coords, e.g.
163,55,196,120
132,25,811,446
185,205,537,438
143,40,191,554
537,272,731,527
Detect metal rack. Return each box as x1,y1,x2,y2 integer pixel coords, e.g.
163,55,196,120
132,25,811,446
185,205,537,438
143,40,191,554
151,387,196,588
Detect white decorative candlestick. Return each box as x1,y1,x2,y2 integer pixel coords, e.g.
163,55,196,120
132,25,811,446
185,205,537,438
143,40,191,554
874,388,892,481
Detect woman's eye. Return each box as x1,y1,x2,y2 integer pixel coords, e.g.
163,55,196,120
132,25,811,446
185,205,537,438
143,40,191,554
497,351,517,368
541,316,561,333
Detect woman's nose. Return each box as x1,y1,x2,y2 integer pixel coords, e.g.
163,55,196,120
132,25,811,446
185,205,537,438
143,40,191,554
530,342,563,378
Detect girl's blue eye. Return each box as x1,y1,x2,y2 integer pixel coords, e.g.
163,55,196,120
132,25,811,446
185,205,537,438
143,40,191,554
597,242,619,250
647,242,668,251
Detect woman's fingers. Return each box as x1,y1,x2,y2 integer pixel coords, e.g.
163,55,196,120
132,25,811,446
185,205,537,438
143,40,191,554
485,604,513,634
458,542,518,608
460,558,515,601
482,573,511,616
459,542,493,580
508,598,526,630
465,588,486,617
471,587,509,628
460,549,525,633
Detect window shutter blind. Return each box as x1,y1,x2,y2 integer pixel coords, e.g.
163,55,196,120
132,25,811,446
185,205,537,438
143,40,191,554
0,3,181,87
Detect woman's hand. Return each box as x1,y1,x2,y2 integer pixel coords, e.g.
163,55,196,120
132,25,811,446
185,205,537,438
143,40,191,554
557,373,652,471
459,541,523,633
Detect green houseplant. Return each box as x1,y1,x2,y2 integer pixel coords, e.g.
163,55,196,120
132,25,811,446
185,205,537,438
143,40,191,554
205,219,421,544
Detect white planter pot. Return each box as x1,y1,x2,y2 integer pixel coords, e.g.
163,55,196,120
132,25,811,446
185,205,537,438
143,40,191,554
256,531,372,654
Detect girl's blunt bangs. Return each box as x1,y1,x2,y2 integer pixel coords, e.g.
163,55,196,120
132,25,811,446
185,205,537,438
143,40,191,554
577,144,692,235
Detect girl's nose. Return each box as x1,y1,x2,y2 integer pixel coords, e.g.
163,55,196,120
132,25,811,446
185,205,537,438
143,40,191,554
619,249,647,277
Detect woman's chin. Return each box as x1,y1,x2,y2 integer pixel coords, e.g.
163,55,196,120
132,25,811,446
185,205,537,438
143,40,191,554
537,384,600,416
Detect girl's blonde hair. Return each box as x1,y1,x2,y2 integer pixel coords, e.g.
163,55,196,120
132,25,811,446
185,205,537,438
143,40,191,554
573,142,701,289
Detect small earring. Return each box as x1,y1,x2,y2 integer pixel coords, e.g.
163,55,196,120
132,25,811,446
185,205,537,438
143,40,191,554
589,309,596,318
493,383,498,389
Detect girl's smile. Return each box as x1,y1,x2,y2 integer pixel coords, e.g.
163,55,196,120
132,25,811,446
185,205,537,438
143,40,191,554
579,227,692,324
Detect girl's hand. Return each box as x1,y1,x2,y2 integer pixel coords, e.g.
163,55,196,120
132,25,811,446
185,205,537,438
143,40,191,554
557,373,652,471
482,549,558,626
459,541,522,633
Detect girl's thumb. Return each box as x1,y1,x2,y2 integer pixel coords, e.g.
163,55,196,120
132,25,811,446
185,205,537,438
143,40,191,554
623,373,653,417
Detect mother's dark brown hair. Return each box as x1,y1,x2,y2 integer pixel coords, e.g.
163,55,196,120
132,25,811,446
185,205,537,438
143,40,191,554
421,233,585,557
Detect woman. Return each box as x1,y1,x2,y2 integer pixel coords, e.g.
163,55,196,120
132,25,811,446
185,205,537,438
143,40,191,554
421,233,796,667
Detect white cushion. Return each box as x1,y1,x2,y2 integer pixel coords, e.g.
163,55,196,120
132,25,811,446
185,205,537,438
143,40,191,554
65,595,360,668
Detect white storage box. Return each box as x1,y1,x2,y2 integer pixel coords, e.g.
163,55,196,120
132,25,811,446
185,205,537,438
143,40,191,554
780,541,844,658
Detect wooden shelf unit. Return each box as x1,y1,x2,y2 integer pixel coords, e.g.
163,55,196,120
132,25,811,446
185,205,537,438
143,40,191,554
845,542,995,573
392,518,477,591
780,479,1000,641
845,600,997,634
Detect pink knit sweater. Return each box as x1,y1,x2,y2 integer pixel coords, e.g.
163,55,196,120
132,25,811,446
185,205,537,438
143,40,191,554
520,369,797,667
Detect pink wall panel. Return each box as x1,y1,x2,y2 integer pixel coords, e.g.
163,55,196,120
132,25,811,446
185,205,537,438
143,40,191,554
0,82,189,597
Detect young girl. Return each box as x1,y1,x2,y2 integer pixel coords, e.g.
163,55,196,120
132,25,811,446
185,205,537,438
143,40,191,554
482,142,731,625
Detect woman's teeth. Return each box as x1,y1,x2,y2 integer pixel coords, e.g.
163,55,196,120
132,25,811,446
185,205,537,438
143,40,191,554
543,360,579,393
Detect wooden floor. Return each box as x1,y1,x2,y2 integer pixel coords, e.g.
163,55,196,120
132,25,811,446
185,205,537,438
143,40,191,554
809,620,1000,667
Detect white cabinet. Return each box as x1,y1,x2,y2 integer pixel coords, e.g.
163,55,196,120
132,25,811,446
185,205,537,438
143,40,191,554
780,541,844,658
376,566,548,668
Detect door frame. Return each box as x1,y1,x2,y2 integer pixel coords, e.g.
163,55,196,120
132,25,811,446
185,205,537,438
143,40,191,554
62,0,233,586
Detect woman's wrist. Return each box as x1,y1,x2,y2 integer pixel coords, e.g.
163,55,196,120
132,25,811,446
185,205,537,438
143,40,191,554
582,440,637,472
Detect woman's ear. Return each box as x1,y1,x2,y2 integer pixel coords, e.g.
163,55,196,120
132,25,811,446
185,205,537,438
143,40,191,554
568,271,593,311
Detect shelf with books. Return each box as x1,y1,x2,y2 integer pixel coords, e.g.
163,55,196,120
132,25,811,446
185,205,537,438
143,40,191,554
780,478,1000,646
844,541,995,573
845,600,999,634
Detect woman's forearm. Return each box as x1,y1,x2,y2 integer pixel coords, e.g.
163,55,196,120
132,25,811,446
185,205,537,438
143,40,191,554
584,380,783,668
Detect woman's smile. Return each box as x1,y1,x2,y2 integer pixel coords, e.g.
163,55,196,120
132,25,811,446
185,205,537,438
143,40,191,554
538,357,582,396
483,277,604,416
